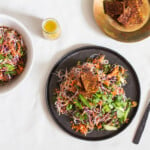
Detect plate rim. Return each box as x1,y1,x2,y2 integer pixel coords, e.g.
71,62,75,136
93,0,150,42
45,45,141,141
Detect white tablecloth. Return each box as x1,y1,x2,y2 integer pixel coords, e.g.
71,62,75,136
0,0,150,150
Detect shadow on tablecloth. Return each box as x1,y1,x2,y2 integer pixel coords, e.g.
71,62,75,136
0,9,43,38
81,0,104,35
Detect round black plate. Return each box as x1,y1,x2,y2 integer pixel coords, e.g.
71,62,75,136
46,46,140,141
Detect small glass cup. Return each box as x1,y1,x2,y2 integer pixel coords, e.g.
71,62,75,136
42,18,61,40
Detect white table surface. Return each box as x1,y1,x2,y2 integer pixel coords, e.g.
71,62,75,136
0,0,150,150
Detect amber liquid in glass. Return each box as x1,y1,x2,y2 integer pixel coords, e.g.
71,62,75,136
42,19,61,40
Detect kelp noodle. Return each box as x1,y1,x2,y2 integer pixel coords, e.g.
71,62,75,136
55,54,137,135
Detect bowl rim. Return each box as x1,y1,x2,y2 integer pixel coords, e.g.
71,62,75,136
0,14,34,95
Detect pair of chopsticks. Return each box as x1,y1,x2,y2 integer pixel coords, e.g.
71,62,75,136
133,93,150,144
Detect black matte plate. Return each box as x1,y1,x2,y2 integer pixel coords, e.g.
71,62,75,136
46,46,140,141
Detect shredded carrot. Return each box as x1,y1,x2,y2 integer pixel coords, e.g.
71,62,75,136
120,67,125,74
107,66,119,78
103,80,110,86
95,64,100,69
111,90,117,96
98,55,105,63
72,124,88,135
131,101,137,107
92,55,105,64
97,123,102,129
113,115,117,119
98,100,103,106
